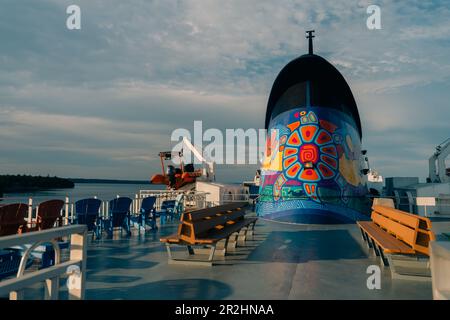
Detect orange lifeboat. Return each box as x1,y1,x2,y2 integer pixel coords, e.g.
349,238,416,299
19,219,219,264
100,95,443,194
149,151,202,190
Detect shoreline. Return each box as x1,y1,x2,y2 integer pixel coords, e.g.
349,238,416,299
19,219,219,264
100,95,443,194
69,178,151,185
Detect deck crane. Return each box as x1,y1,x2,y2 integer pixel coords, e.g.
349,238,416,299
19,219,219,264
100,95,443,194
181,137,216,182
428,138,450,183
150,137,215,190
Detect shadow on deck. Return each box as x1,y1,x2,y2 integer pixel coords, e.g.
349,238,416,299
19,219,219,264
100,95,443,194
87,279,232,300
247,230,366,263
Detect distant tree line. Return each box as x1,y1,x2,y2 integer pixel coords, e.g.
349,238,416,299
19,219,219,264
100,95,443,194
0,175,74,194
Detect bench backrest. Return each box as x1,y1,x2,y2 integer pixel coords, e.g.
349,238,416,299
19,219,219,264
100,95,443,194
371,211,417,246
373,205,432,230
178,202,248,244
372,205,435,255
183,202,247,222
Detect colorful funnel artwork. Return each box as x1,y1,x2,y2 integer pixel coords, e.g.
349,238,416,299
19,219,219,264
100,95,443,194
257,53,371,224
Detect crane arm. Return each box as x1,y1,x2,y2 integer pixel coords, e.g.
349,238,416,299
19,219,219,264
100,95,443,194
182,137,208,163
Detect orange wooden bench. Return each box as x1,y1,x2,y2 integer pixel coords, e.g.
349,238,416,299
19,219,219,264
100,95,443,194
357,205,435,266
160,202,257,266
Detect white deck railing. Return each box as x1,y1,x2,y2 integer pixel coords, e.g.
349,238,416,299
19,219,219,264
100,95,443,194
0,190,209,226
0,225,87,300
1,193,449,227
430,241,450,300
138,190,209,212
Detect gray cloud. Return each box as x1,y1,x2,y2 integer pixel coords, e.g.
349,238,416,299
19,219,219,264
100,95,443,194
0,0,449,181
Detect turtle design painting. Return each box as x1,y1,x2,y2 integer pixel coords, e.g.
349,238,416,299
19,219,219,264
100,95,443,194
257,32,371,224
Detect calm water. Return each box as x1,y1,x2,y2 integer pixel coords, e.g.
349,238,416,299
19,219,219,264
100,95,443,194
0,183,163,204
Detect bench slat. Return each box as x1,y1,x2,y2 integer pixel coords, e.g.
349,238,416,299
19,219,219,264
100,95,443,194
198,218,257,242
161,218,256,245
186,202,247,222
372,205,432,230
357,221,415,254
160,233,181,243
371,212,417,247
179,218,256,245
358,205,436,258
160,202,257,259
189,210,246,235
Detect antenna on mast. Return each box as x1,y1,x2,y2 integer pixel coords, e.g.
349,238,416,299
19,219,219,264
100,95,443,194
306,30,315,55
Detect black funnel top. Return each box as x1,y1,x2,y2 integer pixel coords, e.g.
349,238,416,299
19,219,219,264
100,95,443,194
265,53,362,138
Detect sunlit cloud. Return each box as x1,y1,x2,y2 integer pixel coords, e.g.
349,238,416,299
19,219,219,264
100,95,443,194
0,0,449,181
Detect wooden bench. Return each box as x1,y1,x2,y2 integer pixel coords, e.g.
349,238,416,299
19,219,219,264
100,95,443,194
357,205,435,266
160,202,257,266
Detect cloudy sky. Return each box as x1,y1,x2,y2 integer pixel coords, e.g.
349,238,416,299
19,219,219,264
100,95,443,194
0,0,449,182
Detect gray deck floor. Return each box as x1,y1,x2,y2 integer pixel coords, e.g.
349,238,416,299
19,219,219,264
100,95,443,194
83,219,445,300
11,217,450,300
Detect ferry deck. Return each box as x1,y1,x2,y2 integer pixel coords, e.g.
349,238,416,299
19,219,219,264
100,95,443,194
10,213,450,300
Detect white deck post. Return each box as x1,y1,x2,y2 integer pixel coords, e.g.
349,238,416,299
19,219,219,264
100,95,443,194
9,290,24,300
44,277,59,300
135,194,139,214
430,241,450,300
27,198,33,227
68,231,87,300
65,197,69,225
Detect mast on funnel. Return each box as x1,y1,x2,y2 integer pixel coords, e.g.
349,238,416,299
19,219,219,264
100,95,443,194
306,30,315,54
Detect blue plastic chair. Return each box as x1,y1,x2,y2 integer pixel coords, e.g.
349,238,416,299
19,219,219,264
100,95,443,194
74,198,102,239
140,196,157,230
157,194,184,224
104,197,133,238
131,196,157,233
0,249,33,280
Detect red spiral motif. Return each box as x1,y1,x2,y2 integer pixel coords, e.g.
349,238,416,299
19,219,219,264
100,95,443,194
299,144,319,164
